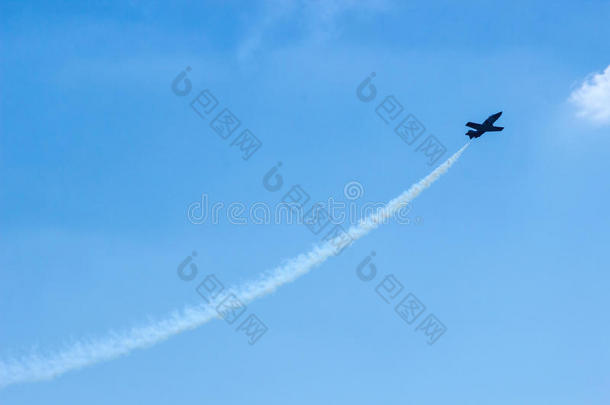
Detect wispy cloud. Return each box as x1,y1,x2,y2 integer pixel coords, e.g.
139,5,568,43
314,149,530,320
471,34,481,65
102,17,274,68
569,65,610,125
237,0,392,61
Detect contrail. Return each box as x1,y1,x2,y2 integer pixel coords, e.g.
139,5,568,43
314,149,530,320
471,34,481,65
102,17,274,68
0,141,471,389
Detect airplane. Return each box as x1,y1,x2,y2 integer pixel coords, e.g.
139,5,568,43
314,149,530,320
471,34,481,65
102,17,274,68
465,111,504,139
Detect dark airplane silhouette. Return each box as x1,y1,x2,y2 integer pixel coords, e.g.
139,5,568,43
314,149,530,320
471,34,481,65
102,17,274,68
465,112,504,139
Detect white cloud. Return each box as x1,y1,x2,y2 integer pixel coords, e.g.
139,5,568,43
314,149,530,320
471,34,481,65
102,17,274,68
569,65,610,125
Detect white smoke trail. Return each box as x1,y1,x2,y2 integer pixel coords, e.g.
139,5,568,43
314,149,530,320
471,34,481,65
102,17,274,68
0,141,470,389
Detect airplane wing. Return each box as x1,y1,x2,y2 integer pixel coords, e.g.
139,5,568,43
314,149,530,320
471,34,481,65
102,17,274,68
483,112,502,126
487,126,504,132
466,122,483,130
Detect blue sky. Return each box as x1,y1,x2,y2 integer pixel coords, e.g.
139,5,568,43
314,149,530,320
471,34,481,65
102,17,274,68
1,0,609,403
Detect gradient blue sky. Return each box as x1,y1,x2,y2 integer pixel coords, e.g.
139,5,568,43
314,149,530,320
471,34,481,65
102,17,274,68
1,1,609,403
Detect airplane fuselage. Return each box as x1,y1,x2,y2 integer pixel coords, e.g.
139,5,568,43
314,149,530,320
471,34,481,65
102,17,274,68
466,130,484,139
